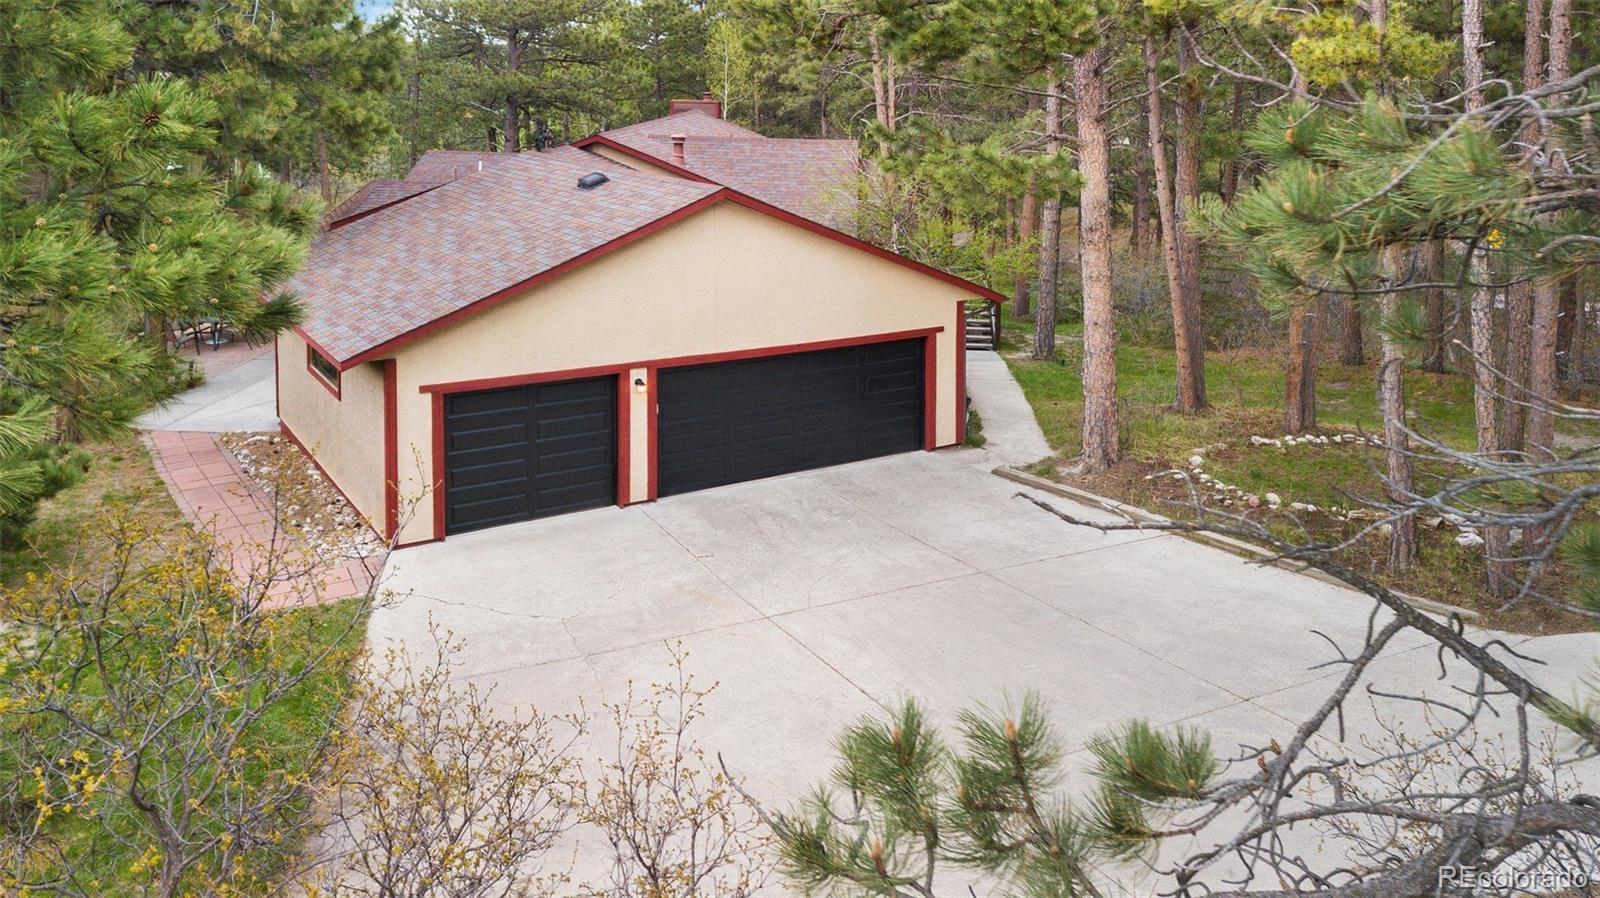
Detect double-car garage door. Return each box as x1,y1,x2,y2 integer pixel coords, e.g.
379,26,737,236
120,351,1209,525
442,338,925,534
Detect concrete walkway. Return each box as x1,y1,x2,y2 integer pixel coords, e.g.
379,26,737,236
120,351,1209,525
137,346,277,432
964,349,1053,466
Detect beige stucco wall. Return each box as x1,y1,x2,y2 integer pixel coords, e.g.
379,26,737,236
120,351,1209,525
316,200,978,544
276,330,387,531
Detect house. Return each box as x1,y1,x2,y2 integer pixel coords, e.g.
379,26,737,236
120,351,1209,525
279,99,1001,546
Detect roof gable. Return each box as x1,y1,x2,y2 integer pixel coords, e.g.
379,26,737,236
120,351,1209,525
291,153,720,365
289,138,998,370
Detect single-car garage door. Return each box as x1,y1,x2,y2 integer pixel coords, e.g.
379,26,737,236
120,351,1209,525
443,376,615,534
657,338,924,496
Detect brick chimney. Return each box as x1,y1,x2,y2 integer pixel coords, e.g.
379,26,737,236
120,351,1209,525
667,93,722,120
670,134,687,167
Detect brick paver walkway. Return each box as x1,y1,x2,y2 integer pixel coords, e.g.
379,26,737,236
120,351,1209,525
145,431,380,608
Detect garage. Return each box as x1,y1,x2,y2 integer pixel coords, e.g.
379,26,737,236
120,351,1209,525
277,147,1001,546
442,376,616,534
657,339,924,495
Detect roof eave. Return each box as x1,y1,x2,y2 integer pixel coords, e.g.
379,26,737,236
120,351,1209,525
314,185,1002,370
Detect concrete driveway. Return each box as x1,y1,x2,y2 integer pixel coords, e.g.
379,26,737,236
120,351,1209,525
367,356,1600,893
373,448,1438,752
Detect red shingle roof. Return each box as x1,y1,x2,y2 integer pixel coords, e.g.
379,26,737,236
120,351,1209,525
579,110,860,226
292,152,720,364
329,148,636,226
327,179,443,226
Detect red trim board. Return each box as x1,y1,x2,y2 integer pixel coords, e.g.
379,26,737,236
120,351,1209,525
955,306,967,445
430,392,446,540
382,359,398,541
923,334,939,451
646,367,659,501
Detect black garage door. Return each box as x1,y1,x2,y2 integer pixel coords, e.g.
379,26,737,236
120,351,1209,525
657,339,924,496
442,376,615,534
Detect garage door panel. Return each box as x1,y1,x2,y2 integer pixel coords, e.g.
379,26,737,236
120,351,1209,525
444,375,616,534
447,423,529,454
658,338,924,497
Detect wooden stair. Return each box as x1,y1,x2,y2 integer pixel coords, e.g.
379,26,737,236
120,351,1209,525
964,302,1000,351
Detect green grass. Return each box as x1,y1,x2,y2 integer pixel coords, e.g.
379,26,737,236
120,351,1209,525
1,434,188,588
999,317,1589,632
1,434,369,894
1002,319,1482,461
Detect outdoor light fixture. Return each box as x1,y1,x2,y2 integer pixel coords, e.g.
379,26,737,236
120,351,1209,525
634,376,647,393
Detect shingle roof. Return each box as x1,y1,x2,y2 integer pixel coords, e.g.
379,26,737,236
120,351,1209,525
401,150,517,184
329,148,636,226
292,152,720,364
581,110,860,225
327,179,443,225
598,108,766,144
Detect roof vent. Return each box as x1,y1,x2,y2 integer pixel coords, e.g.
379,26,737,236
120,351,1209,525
577,172,609,190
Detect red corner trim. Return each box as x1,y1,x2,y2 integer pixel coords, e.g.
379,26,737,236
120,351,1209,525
570,135,718,183
430,392,446,540
280,419,382,541
616,374,632,506
382,358,398,541
646,367,659,501
955,307,967,445
923,334,939,451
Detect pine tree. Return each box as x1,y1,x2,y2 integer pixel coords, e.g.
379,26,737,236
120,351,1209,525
0,0,317,540
401,0,626,153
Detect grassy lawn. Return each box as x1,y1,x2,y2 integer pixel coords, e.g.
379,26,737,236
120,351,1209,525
0,434,189,587
1000,317,1591,633
1,433,368,894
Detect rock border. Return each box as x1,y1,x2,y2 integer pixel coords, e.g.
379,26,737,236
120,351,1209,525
992,464,1481,622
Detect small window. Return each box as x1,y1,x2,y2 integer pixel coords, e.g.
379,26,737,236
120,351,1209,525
307,346,341,396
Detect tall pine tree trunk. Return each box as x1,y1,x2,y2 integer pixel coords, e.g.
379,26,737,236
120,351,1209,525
504,29,522,153
1503,282,1532,451
1014,169,1038,319
1032,68,1062,361
1557,278,1577,380
1131,112,1151,254
1171,32,1207,412
1285,300,1320,433
1075,45,1120,473
1339,301,1365,365
1379,246,1417,571
1572,290,1588,384
1219,81,1246,204
1529,282,1560,458
1422,239,1448,372
1527,0,1570,460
